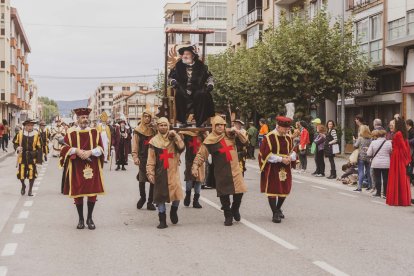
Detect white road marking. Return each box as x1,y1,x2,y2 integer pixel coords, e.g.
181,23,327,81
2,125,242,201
1,243,17,257
313,261,349,276
24,201,33,207
295,181,304,184
18,211,29,219
0,266,7,276
12,224,25,234
371,200,386,205
33,187,39,191
338,192,358,198
199,195,298,250
311,185,327,190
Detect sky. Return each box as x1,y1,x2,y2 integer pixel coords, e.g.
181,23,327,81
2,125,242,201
12,0,188,101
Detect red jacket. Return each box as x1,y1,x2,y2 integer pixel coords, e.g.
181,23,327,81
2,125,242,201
299,128,310,150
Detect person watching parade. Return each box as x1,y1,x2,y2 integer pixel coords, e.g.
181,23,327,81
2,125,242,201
146,117,185,229
132,110,156,211
192,115,248,226
14,119,42,196
60,108,105,230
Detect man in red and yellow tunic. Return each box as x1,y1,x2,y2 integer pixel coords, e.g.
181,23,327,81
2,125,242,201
60,108,105,230
259,116,297,223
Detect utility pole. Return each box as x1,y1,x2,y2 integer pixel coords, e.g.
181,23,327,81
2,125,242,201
340,0,346,154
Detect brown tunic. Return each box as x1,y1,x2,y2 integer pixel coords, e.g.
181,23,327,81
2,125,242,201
192,132,248,197
132,130,154,182
181,133,205,182
146,137,185,204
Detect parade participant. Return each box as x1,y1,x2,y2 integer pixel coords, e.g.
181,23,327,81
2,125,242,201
180,129,206,208
112,118,131,171
168,45,215,127
146,117,185,229
38,121,50,162
259,116,297,223
13,120,42,196
233,119,248,176
51,117,66,157
192,116,248,226
60,108,105,230
132,110,156,211
246,122,258,159
96,112,112,163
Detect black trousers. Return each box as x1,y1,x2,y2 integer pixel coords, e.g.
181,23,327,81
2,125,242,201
373,168,388,195
299,150,307,170
247,145,255,159
328,155,336,172
175,87,215,126
315,150,325,175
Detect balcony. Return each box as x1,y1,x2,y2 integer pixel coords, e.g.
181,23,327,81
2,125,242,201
10,38,17,48
10,93,17,105
236,8,263,34
10,65,16,75
275,0,302,4
17,73,21,82
25,64,29,71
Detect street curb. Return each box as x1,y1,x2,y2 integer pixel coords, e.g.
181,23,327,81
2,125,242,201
0,151,14,163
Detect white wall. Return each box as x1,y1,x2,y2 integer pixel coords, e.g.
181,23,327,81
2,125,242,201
387,0,406,22
406,49,414,83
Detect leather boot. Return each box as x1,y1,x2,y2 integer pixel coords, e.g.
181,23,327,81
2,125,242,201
220,196,233,226
157,212,168,229
115,165,120,171
327,170,337,179
193,193,202,209
170,206,179,224
184,191,191,207
268,198,281,223
122,165,126,171
76,204,85,229
86,202,96,230
20,180,26,196
231,193,243,221
28,180,34,197
136,182,146,209
146,184,156,210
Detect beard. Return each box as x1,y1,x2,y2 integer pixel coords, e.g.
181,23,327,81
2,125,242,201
182,57,194,65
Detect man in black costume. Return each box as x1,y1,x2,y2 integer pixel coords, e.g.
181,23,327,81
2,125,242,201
168,45,215,127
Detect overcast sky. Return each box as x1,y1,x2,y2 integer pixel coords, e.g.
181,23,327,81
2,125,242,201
12,0,188,101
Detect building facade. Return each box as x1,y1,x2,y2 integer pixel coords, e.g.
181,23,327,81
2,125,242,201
341,0,414,129
90,82,149,121
190,0,227,55
28,78,40,120
164,2,192,51
0,1,31,130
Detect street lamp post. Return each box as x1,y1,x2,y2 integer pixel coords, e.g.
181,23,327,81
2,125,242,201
340,0,346,154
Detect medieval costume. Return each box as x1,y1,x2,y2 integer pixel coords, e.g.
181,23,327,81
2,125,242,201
38,121,50,162
386,131,412,206
60,108,105,230
51,118,66,157
132,111,156,211
13,120,42,196
180,130,206,208
60,126,76,194
146,117,185,229
112,120,131,170
96,112,112,163
259,117,297,223
192,116,248,226
168,45,215,127
233,119,249,177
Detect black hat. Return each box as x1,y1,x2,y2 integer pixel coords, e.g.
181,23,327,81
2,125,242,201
23,119,37,126
178,45,198,57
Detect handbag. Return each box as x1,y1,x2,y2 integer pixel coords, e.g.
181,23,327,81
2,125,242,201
310,142,316,154
332,144,340,154
349,149,359,164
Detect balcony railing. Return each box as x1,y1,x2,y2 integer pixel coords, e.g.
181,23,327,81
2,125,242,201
236,8,263,33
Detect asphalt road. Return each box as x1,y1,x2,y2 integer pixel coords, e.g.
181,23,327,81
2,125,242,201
0,151,414,276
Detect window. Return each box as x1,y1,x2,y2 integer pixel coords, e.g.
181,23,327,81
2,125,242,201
247,25,261,49
0,60,4,68
0,28,4,36
389,17,405,40
355,14,382,63
192,2,226,21
408,10,414,35
380,72,401,93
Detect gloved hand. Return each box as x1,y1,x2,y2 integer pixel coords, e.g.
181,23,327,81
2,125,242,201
206,84,214,93
170,79,178,88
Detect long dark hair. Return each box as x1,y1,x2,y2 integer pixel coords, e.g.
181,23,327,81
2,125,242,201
326,120,336,130
394,117,408,139
2,119,7,125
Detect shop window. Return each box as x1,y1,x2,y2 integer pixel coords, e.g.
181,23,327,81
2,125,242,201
380,72,401,93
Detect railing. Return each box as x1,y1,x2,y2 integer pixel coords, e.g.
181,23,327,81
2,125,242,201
236,8,263,33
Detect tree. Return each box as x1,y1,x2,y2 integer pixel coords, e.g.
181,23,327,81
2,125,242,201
153,71,165,98
39,97,59,124
208,9,371,121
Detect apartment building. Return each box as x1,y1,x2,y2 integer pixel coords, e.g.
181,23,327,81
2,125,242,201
0,1,31,129
164,2,192,49
342,0,414,129
113,90,161,127
28,78,40,120
90,82,150,120
190,0,227,55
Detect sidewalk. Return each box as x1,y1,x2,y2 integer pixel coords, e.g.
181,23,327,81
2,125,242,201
0,142,14,163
